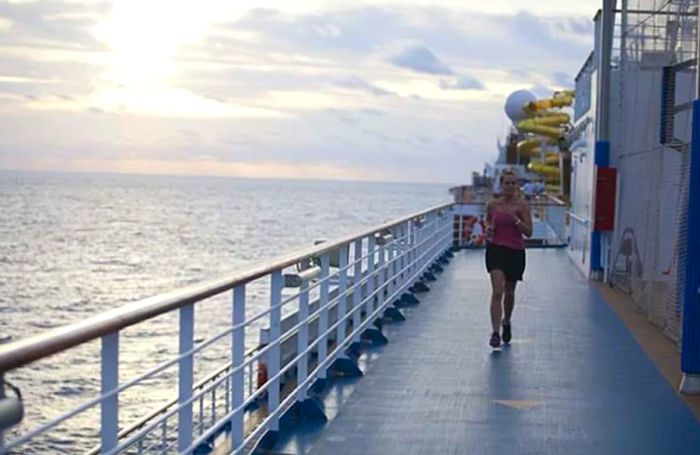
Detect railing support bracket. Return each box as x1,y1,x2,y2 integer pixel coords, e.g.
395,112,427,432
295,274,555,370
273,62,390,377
361,328,389,345
383,306,406,321
330,357,363,378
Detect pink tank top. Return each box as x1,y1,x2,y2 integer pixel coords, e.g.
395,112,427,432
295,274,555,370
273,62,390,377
490,208,525,250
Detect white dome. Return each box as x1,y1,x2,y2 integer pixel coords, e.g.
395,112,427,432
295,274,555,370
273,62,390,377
504,89,537,123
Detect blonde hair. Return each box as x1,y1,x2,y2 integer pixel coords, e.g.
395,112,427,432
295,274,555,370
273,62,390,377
499,169,517,184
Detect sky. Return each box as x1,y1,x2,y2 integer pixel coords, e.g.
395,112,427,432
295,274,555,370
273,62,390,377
0,0,601,184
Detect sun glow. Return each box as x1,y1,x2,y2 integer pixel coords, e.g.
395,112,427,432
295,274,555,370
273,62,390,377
95,1,210,88
91,1,287,118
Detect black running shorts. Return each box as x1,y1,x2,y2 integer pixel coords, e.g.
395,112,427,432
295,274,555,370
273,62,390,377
485,243,526,282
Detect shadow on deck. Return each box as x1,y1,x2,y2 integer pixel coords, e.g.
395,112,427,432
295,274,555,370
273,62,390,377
263,248,700,454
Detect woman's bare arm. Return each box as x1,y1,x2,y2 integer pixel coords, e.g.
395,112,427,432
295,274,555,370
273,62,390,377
515,202,533,238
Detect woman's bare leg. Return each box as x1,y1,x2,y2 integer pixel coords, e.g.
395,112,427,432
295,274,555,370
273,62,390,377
503,280,517,325
489,270,505,333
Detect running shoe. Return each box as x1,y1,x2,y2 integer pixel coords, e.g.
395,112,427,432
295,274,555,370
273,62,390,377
502,323,512,344
489,332,501,348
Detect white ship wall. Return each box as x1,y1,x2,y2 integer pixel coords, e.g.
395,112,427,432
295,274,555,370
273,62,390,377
568,70,598,277
605,68,692,340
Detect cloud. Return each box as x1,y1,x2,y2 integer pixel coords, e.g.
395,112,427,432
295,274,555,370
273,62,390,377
232,7,401,55
0,1,109,50
386,42,454,75
439,75,485,91
359,108,384,116
219,7,593,85
333,75,394,96
557,17,594,35
551,71,573,88
0,3,598,183
529,83,553,98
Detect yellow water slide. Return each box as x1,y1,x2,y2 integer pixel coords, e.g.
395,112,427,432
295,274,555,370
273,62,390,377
514,90,574,182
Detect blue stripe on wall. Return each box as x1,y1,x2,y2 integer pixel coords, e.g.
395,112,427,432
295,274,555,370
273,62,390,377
591,140,610,272
591,231,602,272
594,140,610,167
681,100,700,374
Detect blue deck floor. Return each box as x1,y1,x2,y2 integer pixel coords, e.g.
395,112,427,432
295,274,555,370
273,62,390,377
270,248,700,454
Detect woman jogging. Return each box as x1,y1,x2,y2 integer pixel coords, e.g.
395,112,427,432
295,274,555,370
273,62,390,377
485,170,533,347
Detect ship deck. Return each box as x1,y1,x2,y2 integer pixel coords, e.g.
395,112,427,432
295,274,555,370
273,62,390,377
266,248,700,454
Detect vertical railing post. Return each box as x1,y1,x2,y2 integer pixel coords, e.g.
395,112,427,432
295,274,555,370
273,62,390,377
0,375,5,449
297,278,310,400
366,235,376,318
413,219,421,274
458,213,464,247
434,213,440,257
377,238,386,310
424,216,430,266
393,230,400,299
413,219,423,275
411,221,418,279
101,332,119,454
178,304,195,453
269,271,282,429
231,285,245,449
406,222,414,281
422,216,429,270
336,244,349,347
430,212,438,260
397,223,406,290
442,212,452,251
352,239,363,343
318,254,330,378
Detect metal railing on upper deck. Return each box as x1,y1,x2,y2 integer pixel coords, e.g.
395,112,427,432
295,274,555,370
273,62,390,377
451,195,569,249
0,203,455,455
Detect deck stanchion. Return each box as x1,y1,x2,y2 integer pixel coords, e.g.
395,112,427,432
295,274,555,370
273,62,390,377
409,221,417,277
352,239,363,343
297,269,328,418
330,245,362,378
0,376,4,449
361,236,387,345
396,223,406,288
385,227,394,302
336,244,349,345
231,285,245,448
297,277,310,400
269,271,282,429
374,238,387,327
178,305,195,453
259,271,283,449
318,253,330,380
100,332,119,453
366,236,376,318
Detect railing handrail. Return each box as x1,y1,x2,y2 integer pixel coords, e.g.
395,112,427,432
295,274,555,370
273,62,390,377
540,194,569,207
0,202,453,373
575,50,595,82
568,211,589,225
453,195,569,207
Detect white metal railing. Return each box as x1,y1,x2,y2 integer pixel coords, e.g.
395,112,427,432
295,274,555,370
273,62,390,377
531,198,568,245
568,211,591,263
0,202,454,455
451,196,569,248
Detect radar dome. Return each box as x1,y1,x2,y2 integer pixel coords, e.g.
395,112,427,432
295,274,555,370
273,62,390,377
505,90,537,123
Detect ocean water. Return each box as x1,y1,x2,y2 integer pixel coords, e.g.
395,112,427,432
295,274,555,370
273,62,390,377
0,170,450,453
